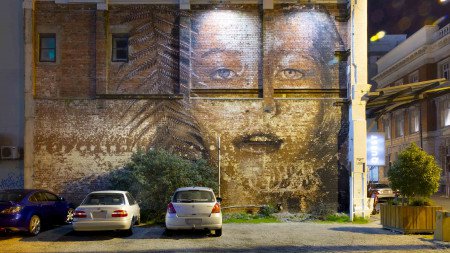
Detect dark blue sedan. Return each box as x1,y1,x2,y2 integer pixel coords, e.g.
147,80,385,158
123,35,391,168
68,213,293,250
0,189,73,235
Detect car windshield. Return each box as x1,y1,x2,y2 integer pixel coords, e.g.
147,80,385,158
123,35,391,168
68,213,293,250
173,190,215,203
82,193,125,205
0,192,25,202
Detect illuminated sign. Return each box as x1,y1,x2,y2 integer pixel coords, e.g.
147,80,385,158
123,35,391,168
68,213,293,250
367,132,385,166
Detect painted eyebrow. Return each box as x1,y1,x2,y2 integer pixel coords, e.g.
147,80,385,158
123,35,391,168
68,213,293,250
201,48,241,58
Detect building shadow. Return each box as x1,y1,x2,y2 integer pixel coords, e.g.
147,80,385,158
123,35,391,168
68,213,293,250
329,226,397,235
38,244,443,253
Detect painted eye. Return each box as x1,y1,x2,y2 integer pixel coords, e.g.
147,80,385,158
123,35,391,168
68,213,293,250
211,68,236,80
278,68,304,80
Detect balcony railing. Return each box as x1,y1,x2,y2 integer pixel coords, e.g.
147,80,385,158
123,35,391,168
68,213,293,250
433,23,450,42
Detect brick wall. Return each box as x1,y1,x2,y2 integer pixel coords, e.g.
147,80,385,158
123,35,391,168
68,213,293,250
32,3,350,212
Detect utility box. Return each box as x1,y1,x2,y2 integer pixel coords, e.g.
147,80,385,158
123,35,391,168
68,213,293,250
435,210,450,242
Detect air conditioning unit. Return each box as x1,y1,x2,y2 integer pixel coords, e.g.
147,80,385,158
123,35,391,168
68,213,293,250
1,146,21,160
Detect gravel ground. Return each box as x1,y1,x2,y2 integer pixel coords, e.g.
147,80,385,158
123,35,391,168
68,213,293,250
0,220,449,253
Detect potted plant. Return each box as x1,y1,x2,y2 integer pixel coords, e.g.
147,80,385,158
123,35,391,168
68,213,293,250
380,143,443,234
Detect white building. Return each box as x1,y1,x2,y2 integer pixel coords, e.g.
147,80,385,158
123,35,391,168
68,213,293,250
369,23,450,196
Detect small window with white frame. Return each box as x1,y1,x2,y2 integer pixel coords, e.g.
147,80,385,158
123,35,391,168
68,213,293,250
384,118,391,139
441,62,449,80
441,99,450,127
396,113,404,137
112,34,129,62
409,108,419,133
408,71,419,83
39,33,56,62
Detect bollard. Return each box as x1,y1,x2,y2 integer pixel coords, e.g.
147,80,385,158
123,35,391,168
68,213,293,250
435,210,450,242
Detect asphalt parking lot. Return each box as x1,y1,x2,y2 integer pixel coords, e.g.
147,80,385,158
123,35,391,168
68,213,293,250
1,221,449,253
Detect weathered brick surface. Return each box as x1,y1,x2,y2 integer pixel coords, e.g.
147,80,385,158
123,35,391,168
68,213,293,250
35,2,96,99
32,3,350,211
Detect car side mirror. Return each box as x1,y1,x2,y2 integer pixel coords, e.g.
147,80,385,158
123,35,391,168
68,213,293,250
216,197,222,203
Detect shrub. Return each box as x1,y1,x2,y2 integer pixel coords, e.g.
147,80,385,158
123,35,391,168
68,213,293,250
409,197,434,206
110,149,218,222
258,205,278,217
388,143,441,203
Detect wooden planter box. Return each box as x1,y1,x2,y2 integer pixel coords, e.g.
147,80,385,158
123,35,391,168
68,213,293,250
380,203,443,234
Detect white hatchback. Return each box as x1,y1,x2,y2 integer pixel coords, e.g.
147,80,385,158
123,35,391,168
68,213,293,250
72,190,140,235
165,187,222,236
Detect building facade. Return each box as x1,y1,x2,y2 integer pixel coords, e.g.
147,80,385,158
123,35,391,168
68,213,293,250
0,0,25,190
370,24,450,196
23,0,370,215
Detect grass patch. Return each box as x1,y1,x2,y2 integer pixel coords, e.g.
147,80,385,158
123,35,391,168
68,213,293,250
223,213,280,224
316,213,369,224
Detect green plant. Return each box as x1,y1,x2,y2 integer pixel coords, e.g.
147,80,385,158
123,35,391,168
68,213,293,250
388,143,441,204
222,212,280,224
258,205,278,217
320,213,369,224
409,197,434,206
110,149,218,222
324,213,350,222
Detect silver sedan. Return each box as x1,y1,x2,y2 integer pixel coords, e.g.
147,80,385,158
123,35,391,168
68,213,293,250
165,187,222,236
72,190,140,235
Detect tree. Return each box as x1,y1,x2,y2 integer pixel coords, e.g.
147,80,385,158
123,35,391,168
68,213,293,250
109,149,218,221
388,143,441,202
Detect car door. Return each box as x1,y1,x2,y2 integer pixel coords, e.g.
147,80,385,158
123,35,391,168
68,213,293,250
44,192,66,224
125,192,140,220
28,192,48,222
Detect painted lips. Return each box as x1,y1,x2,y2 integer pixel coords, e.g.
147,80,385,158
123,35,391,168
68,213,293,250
234,133,283,154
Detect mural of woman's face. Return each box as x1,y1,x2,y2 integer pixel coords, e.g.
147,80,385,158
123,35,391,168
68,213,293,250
192,10,260,89
191,7,342,210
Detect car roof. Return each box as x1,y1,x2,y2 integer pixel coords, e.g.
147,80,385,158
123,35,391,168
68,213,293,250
175,187,213,192
0,189,47,194
88,190,128,194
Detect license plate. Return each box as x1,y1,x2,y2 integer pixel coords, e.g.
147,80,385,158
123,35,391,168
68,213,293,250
92,211,107,219
186,218,202,225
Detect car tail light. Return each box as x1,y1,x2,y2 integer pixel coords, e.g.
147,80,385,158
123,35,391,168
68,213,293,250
0,206,23,214
167,203,176,214
73,210,86,218
112,210,128,217
211,203,221,213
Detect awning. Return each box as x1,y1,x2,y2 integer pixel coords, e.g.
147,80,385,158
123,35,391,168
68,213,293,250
366,78,449,118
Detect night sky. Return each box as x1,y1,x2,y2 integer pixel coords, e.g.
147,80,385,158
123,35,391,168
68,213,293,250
368,0,450,37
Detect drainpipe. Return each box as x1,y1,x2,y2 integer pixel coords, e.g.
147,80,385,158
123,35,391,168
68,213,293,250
349,0,370,220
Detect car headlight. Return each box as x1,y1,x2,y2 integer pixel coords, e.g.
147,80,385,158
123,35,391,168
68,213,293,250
1,206,23,214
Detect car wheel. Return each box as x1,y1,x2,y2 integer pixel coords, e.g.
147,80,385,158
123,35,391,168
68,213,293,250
28,215,41,236
135,215,140,225
213,228,222,237
165,229,173,236
65,208,74,224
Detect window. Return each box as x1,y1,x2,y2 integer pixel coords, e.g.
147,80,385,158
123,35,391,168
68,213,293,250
82,193,125,205
126,192,137,205
44,192,59,201
383,154,391,177
442,62,449,80
39,33,56,62
408,71,419,83
442,100,450,127
409,109,419,133
112,35,129,62
396,114,404,137
384,119,391,139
